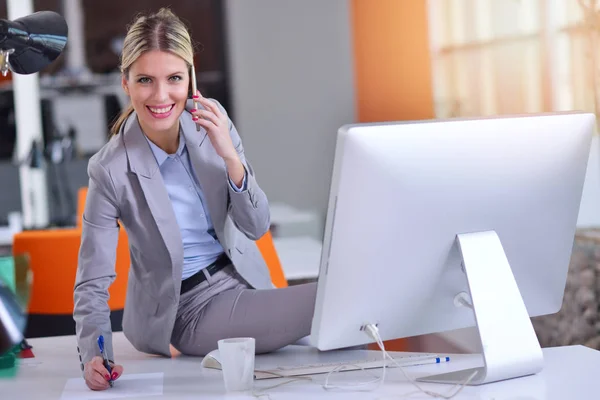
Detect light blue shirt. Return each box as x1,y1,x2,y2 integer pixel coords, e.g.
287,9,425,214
145,133,246,279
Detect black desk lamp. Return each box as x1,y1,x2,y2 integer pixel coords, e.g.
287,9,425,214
0,10,68,76
0,10,68,355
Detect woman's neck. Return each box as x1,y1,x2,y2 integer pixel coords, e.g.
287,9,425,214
140,120,180,154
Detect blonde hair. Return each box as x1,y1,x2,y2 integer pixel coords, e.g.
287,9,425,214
111,8,195,136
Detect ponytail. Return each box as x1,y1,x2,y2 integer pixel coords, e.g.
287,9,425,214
110,104,135,136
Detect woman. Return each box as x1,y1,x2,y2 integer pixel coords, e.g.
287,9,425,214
73,8,317,391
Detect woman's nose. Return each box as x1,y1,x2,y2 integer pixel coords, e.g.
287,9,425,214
152,83,168,102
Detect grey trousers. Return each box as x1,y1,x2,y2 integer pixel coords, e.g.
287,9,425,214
170,264,317,356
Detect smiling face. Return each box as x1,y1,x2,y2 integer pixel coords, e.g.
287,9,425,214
122,50,190,139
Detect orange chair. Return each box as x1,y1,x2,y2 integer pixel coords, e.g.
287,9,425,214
256,230,288,288
76,186,87,228
12,188,130,338
12,229,129,315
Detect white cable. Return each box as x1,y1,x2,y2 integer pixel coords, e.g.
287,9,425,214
251,371,313,399
322,330,387,391
458,297,474,309
365,324,477,399
253,323,477,398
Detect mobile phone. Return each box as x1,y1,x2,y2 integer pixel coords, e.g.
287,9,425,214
191,65,200,131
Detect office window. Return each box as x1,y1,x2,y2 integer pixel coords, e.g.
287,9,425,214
428,0,596,118
553,0,597,114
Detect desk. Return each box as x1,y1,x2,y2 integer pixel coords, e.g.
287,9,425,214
273,236,322,281
1,332,599,399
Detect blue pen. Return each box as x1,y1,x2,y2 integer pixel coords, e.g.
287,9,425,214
97,335,113,387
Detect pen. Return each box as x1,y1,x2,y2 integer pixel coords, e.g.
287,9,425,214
97,335,113,387
77,346,84,376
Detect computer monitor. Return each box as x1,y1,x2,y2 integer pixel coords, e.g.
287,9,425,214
310,113,595,385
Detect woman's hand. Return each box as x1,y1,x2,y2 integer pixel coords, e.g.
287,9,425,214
190,91,246,187
84,356,124,391
190,91,238,163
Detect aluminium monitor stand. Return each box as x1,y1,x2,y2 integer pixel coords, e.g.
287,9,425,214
417,231,544,385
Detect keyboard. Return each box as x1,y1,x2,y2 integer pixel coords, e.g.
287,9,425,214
253,353,447,380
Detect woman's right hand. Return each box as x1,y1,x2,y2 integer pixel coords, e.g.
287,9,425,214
84,356,124,390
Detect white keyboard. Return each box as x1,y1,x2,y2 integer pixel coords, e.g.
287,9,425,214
254,353,447,380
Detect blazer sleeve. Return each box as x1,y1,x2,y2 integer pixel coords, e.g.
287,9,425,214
214,100,270,240
73,158,120,365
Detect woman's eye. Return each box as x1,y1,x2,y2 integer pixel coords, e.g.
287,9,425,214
169,75,182,82
138,77,151,84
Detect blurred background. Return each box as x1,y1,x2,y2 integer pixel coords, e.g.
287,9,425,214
1,0,600,358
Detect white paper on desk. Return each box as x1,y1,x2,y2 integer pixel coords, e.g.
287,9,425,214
60,372,163,400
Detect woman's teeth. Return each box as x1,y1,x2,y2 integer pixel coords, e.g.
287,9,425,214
149,105,173,114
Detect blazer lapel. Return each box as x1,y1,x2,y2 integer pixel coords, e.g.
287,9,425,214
181,106,229,241
122,113,184,288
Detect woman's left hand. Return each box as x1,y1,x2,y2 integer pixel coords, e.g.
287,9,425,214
190,91,238,162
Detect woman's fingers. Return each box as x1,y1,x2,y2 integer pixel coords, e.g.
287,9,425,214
191,109,220,126
84,356,111,391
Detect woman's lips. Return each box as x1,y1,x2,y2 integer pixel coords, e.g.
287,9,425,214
147,104,175,119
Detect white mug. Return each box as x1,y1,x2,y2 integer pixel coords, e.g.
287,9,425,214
217,337,256,392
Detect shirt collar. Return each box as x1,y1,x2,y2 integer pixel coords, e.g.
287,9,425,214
144,131,186,167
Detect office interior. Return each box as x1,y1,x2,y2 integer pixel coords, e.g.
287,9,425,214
0,0,599,378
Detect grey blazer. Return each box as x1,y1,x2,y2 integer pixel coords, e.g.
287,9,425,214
73,99,273,365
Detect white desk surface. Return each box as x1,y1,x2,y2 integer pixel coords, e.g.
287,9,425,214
2,332,599,399
273,236,322,281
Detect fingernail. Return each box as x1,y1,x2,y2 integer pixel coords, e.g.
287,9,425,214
192,117,198,121
105,374,111,380
190,108,197,112
112,372,118,380
192,95,199,99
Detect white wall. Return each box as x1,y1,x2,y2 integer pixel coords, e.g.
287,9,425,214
224,0,356,216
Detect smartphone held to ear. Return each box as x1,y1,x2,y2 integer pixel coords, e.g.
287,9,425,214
191,65,201,132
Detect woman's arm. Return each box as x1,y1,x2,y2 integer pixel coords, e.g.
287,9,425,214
223,112,271,240
73,158,120,366
192,97,270,240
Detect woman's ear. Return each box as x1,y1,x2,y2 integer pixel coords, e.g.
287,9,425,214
121,75,130,97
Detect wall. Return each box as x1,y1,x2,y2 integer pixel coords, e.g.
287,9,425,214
0,158,89,226
223,0,356,216
352,0,434,122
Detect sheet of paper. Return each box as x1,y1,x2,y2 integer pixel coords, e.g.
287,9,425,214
60,372,164,400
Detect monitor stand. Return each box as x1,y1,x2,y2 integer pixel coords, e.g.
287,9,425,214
417,230,544,386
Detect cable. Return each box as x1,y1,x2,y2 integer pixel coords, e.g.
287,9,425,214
457,297,474,310
253,323,477,398
251,370,313,399
364,324,477,399
320,324,395,391
322,338,387,391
